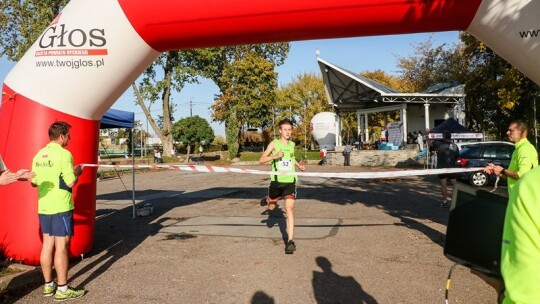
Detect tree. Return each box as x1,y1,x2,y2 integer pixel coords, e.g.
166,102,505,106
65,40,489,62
459,32,540,140
212,51,278,131
132,51,199,157
396,37,464,93
225,110,239,160
187,44,290,157
275,73,332,149
172,115,214,152
0,0,68,61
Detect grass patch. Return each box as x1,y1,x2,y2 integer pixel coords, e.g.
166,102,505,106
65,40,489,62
239,152,262,162
0,263,23,277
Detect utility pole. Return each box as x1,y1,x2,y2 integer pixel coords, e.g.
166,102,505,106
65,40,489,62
190,98,193,117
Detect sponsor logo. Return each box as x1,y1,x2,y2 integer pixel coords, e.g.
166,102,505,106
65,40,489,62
519,29,540,38
38,24,106,49
36,24,107,57
35,12,108,60
34,13,109,69
35,160,54,167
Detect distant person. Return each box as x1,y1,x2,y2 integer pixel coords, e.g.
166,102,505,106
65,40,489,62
431,131,459,208
0,154,34,185
320,146,328,165
384,128,389,142
259,119,305,254
154,149,161,163
198,145,203,157
407,132,414,144
31,121,85,301
358,131,363,150
417,131,424,151
485,120,538,195
343,144,352,166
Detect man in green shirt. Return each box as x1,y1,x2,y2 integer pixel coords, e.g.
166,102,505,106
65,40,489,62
259,119,305,254
500,166,540,303
31,121,85,301
485,120,538,195
481,120,538,302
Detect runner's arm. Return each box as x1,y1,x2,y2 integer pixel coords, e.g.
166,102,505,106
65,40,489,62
259,141,282,164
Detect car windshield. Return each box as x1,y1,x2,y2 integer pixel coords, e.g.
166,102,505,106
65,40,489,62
460,146,482,158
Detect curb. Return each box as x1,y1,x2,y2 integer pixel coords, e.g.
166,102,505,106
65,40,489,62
0,264,42,293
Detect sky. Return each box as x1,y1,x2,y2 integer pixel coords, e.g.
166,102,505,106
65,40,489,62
0,31,461,136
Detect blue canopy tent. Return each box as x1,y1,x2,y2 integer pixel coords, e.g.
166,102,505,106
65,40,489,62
100,108,137,218
100,108,135,129
428,117,483,140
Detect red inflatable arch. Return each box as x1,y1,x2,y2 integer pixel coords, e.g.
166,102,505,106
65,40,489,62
1,0,539,265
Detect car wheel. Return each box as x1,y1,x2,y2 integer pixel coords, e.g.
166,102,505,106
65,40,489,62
469,171,488,187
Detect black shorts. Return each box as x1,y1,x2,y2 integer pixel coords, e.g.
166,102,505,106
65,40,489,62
438,173,458,180
38,210,74,237
267,181,297,201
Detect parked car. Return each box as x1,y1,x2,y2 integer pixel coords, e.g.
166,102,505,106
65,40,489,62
455,140,513,151
456,142,514,187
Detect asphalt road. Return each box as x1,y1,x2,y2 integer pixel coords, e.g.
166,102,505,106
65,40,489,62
5,165,499,303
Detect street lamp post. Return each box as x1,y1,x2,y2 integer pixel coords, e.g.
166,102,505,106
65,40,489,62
304,102,307,160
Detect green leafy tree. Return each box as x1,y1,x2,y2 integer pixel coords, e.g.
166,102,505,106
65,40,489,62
212,51,278,130
225,110,239,160
0,0,68,61
172,115,214,153
459,32,540,140
396,37,464,93
187,44,289,155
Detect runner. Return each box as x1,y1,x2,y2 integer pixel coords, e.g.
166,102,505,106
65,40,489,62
259,119,305,254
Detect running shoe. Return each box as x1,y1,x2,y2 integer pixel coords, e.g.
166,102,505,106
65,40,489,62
43,282,57,297
440,200,450,208
285,240,296,254
54,287,85,302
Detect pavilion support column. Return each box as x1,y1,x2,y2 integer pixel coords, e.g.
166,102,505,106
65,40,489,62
424,103,430,132
364,113,369,143
401,104,408,143
357,111,361,141
336,114,342,147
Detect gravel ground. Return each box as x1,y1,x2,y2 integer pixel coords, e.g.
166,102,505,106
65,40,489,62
5,165,498,303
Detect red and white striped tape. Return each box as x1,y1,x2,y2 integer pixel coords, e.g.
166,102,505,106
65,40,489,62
82,164,484,179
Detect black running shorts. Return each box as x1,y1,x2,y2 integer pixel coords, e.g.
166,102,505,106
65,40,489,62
268,181,297,201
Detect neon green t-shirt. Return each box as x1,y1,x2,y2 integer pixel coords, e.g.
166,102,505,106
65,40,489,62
507,138,538,195
31,142,76,214
501,166,540,304
271,139,296,183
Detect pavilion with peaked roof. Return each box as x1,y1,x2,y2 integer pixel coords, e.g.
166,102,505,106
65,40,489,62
317,58,466,147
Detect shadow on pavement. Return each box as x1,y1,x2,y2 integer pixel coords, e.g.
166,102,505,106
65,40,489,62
312,256,377,304
251,291,275,304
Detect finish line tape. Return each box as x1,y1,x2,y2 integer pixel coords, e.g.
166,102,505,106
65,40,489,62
82,164,484,180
